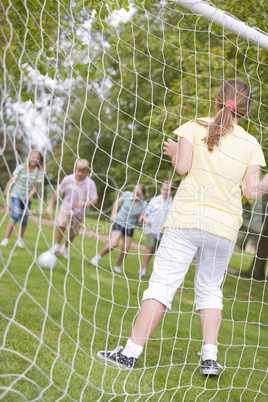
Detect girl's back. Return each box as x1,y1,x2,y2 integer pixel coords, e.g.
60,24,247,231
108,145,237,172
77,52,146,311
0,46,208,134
165,118,265,242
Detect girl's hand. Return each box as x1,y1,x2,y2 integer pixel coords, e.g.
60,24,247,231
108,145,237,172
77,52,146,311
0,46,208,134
144,216,152,225
110,213,116,222
262,173,268,192
163,138,179,159
75,200,85,209
45,206,53,215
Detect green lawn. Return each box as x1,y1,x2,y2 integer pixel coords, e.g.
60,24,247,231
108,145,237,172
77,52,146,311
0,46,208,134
0,212,268,401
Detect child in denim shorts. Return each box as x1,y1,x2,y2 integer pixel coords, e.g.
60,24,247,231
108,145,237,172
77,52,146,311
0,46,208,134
1,149,43,248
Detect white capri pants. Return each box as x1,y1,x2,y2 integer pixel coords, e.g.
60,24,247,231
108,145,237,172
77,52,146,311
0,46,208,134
142,228,235,311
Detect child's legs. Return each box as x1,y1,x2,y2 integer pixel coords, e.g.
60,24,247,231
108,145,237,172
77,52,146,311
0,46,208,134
130,299,166,346
5,197,23,239
141,248,154,270
56,228,65,244
131,229,198,346
65,215,82,246
56,208,69,245
142,228,198,310
199,308,222,345
19,225,26,239
4,221,15,239
115,235,133,267
193,231,235,344
141,233,157,269
19,200,31,238
100,230,122,257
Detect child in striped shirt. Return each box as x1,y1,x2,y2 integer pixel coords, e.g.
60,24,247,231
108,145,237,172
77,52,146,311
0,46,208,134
1,149,43,248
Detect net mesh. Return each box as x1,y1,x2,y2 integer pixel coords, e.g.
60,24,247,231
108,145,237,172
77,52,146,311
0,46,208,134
0,0,268,400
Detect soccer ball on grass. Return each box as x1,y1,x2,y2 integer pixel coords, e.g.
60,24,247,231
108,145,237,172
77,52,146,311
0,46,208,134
37,251,57,270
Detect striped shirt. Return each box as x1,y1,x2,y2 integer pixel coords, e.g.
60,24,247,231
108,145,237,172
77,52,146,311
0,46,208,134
10,164,43,199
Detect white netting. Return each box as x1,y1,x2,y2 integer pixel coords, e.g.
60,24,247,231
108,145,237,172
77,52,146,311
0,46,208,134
0,0,268,400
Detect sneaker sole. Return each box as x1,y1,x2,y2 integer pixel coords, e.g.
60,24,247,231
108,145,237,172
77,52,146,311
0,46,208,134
90,260,100,266
200,368,219,375
97,351,134,370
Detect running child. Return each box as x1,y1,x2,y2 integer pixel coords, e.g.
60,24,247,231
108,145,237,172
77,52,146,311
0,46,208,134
90,184,147,274
45,159,98,258
0,149,43,248
137,180,174,278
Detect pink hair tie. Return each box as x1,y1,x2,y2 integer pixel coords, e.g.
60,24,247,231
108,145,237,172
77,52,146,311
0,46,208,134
225,100,236,111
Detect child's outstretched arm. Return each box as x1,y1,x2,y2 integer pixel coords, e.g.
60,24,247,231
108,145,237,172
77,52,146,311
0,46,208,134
3,177,14,197
110,196,123,222
87,198,98,207
242,165,268,200
22,182,38,203
138,211,146,224
75,198,98,210
45,188,59,214
163,137,193,175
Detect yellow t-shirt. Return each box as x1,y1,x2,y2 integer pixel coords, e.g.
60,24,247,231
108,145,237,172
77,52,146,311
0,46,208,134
164,119,266,243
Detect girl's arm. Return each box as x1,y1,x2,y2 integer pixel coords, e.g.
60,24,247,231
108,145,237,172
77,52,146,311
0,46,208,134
3,177,14,197
163,137,193,175
242,165,268,200
76,198,98,209
86,198,98,207
23,182,38,202
144,213,152,225
45,189,58,214
138,211,146,224
110,196,123,221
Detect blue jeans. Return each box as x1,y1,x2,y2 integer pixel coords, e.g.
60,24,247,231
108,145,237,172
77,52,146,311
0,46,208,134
11,197,31,227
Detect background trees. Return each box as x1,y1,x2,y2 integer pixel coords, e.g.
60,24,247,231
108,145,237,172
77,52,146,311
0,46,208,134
0,0,267,276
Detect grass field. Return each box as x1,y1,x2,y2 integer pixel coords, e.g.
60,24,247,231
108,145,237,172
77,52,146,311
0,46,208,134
0,211,268,401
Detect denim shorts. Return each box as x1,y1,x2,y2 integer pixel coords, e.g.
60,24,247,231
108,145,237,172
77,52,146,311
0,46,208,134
11,197,31,227
112,222,134,238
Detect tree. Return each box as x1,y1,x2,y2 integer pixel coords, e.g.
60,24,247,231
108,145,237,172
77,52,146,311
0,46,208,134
0,130,26,189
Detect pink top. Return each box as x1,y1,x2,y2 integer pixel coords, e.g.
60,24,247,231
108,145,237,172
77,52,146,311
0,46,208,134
58,174,98,220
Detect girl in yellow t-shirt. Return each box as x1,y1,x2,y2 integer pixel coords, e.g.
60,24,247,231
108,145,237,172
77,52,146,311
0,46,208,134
97,80,268,375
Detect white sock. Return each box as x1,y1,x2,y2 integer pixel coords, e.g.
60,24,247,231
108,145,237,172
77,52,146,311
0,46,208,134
202,344,218,361
122,339,143,359
54,244,61,251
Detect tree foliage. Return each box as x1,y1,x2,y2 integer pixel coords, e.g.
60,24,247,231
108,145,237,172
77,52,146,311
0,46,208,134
1,1,268,277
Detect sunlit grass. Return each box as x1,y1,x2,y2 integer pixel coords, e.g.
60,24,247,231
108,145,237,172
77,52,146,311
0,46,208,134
0,212,268,401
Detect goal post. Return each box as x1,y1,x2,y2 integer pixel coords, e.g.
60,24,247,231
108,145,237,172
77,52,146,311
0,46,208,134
175,0,268,51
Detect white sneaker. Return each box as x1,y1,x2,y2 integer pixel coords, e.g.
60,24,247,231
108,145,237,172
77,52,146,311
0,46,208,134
114,266,122,274
50,244,61,255
137,268,147,278
60,244,69,259
90,254,101,266
0,238,9,247
15,238,24,248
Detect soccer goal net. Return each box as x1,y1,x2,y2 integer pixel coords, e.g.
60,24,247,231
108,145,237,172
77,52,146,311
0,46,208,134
0,0,268,400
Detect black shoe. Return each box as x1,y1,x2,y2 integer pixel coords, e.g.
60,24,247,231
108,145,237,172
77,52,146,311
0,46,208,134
200,359,220,375
97,346,137,369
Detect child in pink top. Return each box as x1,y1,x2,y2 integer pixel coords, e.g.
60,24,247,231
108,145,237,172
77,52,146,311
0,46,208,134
45,159,98,258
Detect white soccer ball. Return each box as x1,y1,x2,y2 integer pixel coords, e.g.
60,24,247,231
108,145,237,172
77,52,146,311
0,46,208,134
37,251,57,270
